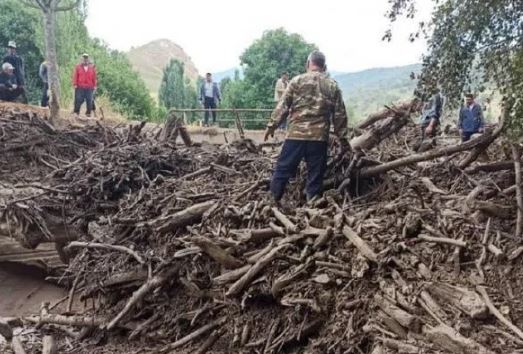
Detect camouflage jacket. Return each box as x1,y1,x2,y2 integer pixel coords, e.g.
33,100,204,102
269,71,349,143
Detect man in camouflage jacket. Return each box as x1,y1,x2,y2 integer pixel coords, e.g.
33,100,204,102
264,50,351,202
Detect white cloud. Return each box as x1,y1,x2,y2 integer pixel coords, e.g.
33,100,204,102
85,0,433,73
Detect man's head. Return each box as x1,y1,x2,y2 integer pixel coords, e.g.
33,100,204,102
7,41,16,55
306,51,326,72
206,73,212,82
465,93,475,106
2,62,14,74
281,72,289,81
82,53,90,65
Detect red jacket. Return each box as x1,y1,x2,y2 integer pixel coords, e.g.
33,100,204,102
72,64,97,89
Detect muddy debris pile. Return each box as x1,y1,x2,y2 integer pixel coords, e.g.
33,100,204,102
1,101,523,354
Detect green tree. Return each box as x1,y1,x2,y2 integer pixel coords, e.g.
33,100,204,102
223,28,317,109
0,0,43,104
159,59,199,122
386,0,522,139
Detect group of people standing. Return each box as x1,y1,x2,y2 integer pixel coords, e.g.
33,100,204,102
0,40,97,117
420,89,485,143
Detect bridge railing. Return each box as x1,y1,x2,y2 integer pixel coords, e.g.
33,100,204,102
168,108,274,131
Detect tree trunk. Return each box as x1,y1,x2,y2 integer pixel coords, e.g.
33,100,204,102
513,144,523,238
43,10,61,122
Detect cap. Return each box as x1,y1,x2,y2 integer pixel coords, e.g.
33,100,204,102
82,53,89,57
7,41,16,48
2,62,14,71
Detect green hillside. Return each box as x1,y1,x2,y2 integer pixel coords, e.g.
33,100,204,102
334,64,421,122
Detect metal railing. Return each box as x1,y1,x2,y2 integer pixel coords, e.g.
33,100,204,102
168,108,274,131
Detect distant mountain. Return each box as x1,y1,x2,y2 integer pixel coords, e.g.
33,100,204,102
333,64,422,120
127,39,200,94
212,68,244,83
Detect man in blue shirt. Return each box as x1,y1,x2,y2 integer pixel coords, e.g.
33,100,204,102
458,93,485,142
199,73,221,127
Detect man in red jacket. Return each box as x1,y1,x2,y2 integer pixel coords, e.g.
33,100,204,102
72,53,97,117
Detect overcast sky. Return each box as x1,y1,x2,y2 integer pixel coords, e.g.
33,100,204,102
85,0,432,74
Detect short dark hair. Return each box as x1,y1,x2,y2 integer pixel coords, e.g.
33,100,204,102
465,93,474,99
206,73,212,76
282,71,288,76
307,51,326,69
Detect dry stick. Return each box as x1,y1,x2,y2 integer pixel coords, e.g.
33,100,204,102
477,286,523,341
476,219,491,280
160,317,226,353
106,268,177,330
11,336,27,354
25,314,105,327
271,207,297,233
148,200,217,234
360,128,501,177
513,144,523,238
195,329,224,354
66,272,81,313
193,236,244,269
342,226,378,263
226,244,288,296
418,234,467,248
65,241,145,264
42,335,58,354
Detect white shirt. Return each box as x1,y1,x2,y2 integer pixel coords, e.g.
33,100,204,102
204,82,214,98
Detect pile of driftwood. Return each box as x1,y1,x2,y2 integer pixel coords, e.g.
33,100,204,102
1,101,523,354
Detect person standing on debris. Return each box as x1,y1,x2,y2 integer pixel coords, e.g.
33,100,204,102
264,51,351,203
274,72,289,103
39,61,49,107
3,41,27,103
0,62,23,102
458,93,484,142
419,87,443,140
72,53,97,117
199,73,221,127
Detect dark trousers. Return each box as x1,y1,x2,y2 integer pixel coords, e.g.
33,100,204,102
0,87,23,102
204,97,217,125
270,140,328,201
461,131,475,142
41,82,49,107
74,88,94,115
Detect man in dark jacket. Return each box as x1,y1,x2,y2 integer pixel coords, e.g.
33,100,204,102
0,62,23,102
3,41,27,103
72,53,97,117
199,73,221,126
458,93,484,142
419,87,443,140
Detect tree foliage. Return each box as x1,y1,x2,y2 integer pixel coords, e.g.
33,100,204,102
221,28,317,109
387,0,523,139
159,59,199,122
2,0,154,119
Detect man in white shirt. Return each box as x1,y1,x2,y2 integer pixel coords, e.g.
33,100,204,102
199,73,221,126
274,72,289,103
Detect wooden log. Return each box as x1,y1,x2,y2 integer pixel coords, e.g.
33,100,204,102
379,337,420,353
42,335,58,354
65,241,145,264
106,267,178,330
465,160,514,174
427,283,487,319
374,294,420,332
342,226,378,263
143,201,216,234
351,113,411,151
360,128,501,177
11,336,26,354
424,324,495,354
81,270,148,300
25,314,105,327
226,244,288,296
193,236,244,269
271,207,297,233
356,101,416,130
